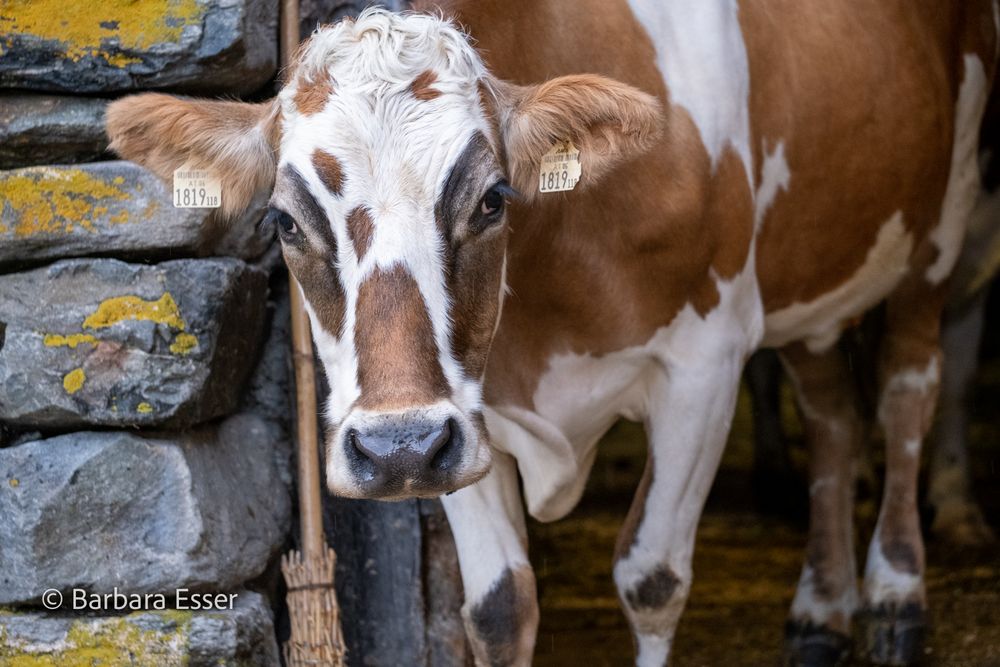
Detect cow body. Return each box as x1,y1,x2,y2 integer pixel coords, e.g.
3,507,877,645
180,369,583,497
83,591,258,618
106,2,998,665
426,2,997,665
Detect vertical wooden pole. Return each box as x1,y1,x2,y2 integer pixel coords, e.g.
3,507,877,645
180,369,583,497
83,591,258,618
280,1,346,664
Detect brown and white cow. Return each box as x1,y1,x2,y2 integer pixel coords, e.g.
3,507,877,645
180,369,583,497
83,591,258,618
105,3,998,665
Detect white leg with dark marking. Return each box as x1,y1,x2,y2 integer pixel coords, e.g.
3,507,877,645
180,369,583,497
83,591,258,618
441,451,537,667
780,342,861,666
613,350,745,667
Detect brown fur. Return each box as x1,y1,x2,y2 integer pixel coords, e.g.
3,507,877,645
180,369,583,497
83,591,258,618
345,206,374,259
409,69,443,101
312,148,345,196
294,69,334,116
354,265,451,411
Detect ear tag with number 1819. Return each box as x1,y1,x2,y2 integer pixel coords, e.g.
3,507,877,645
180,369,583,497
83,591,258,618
173,164,221,208
539,140,582,194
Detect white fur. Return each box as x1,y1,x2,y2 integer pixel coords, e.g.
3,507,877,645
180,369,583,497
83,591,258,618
627,0,754,186
927,54,990,284
791,565,859,626
754,139,790,230
864,525,922,604
763,211,913,353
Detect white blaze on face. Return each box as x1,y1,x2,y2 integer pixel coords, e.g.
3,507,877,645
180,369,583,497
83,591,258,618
270,10,502,493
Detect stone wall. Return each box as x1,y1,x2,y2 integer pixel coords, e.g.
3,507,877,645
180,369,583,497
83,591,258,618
1,1,467,665
0,0,289,662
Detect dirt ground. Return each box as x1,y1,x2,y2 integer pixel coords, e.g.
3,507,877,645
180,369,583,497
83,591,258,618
529,316,1000,666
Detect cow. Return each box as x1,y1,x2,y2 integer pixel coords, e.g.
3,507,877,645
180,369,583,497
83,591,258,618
105,3,999,666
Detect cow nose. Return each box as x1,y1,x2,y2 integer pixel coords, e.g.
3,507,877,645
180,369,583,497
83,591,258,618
346,417,462,484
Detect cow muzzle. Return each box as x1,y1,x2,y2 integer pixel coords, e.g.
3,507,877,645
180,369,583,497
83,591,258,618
326,405,491,499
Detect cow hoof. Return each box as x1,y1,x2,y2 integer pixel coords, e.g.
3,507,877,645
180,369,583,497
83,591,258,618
856,602,926,665
784,620,851,667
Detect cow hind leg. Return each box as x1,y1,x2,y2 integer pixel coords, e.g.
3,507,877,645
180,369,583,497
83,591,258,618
928,291,996,546
613,352,744,666
441,451,538,667
857,285,947,666
780,342,861,667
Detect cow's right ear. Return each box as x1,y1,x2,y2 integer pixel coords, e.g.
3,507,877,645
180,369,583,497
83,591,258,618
105,94,280,220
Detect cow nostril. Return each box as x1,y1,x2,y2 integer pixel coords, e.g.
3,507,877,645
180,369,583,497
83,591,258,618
345,428,376,481
429,418,462,472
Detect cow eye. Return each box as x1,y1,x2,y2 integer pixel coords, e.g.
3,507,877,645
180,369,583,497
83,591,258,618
479,183,509,218
264,207,298,236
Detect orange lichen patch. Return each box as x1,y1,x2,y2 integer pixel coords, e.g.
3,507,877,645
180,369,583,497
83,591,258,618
63,368,86,394
83,293,186,331
0,0,202,65
169,332,198,355
136,402,154,414
0,167,131,238
9,478,20,488
43,333,98,349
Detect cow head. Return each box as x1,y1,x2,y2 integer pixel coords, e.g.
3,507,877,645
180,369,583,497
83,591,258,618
106,9,661,500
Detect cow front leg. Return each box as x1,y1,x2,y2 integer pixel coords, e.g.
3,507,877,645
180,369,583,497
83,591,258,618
613,352,744,667
441,451,538,667
780,342,861,667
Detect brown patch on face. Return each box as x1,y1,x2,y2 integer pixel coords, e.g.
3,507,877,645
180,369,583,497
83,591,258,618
409,69,442,101
345,206,374,260
294,69,334,116
354,265,450,411
311,148,344,196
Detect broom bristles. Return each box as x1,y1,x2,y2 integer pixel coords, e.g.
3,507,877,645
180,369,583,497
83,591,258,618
282,547,346,666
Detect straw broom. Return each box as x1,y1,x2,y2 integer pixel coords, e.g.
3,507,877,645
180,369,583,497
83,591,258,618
279,0,346,663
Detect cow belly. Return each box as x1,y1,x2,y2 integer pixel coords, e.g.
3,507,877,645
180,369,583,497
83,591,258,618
761,211,913,352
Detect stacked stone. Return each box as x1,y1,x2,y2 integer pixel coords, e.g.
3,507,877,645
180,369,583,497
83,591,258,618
0,1,292,664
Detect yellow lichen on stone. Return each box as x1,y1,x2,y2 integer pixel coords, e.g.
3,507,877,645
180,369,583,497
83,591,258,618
43,333,97,349
169,332,199,355
0,167,131,238
136,402,154,414
63,368,86,394
0,612,194,666
0,0,202,65
83,293,186,331
8,479,18,488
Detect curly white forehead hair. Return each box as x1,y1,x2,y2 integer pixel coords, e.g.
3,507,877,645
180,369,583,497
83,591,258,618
285,8,488,99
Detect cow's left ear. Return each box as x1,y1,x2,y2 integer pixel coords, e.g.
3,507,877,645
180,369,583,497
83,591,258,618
491,74,663,199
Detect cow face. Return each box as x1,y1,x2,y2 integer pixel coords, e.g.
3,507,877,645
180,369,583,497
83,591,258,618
106,9,661,500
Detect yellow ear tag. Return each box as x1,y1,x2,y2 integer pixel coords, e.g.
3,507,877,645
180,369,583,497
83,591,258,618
539,140,582,194
172,163,221,208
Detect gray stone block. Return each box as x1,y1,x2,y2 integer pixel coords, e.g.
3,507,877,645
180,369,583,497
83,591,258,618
0,415,290,606
0,0,278,94
0,590,280,666
0,95,109,169
0,257,268,429
0,161,272,268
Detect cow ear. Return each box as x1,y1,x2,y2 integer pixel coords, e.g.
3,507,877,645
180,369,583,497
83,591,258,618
105,94,280,220
492,74,662,199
